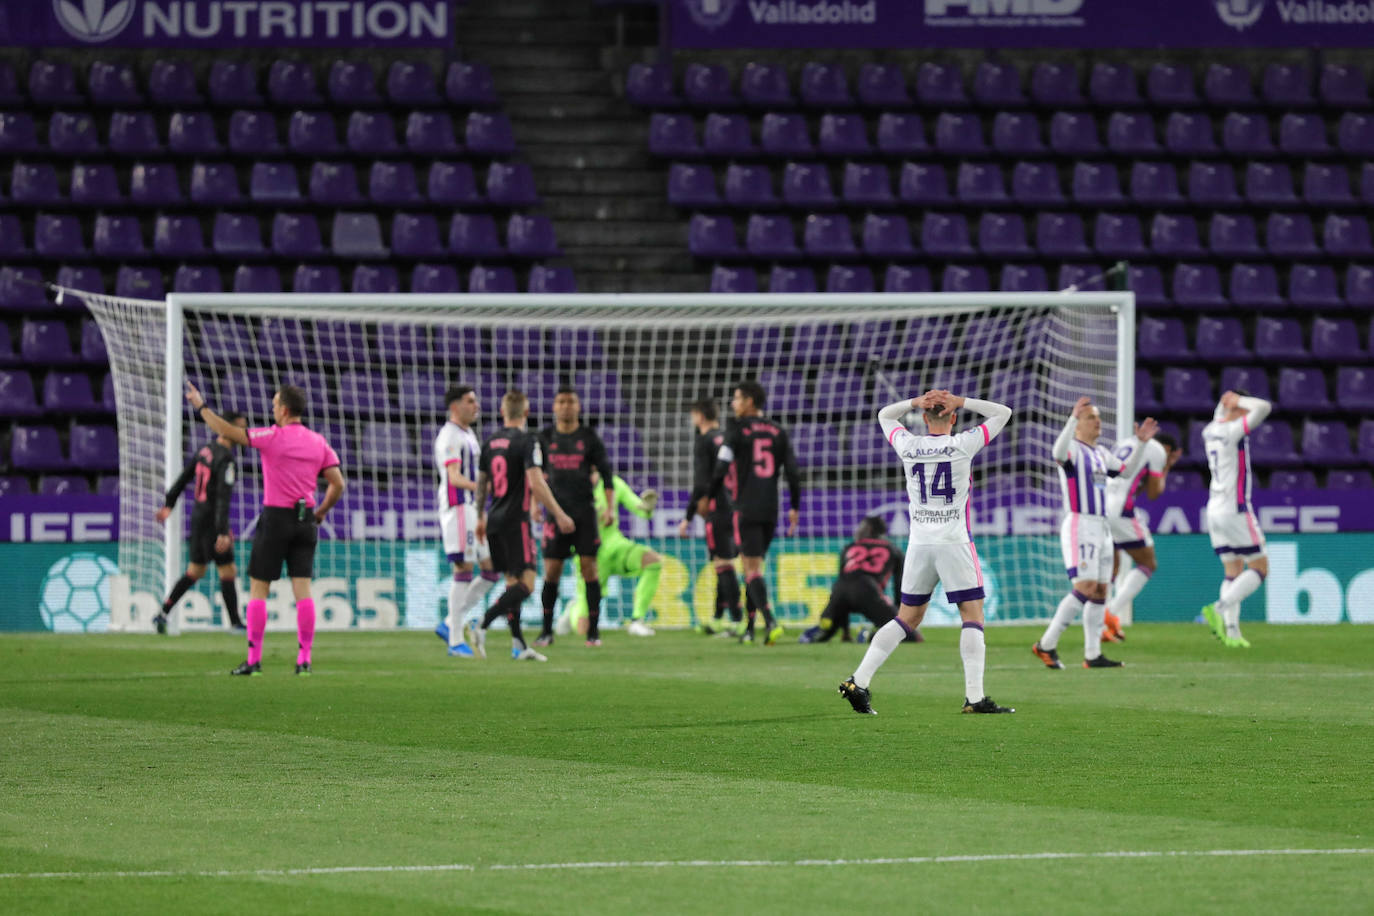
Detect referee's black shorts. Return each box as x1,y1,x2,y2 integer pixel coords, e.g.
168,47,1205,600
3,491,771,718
187,513,234,567
249,506,318,582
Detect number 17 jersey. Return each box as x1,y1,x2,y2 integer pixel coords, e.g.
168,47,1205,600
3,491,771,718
887,425,990,545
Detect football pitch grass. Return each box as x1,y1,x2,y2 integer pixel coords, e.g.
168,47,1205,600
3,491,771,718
2,623,1371,915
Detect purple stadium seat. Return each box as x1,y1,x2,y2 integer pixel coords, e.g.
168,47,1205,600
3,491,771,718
769,265,817,294
876,112,926,155
1269,469,1317,491
212,213,264,255
1071,162,1123,205
1319,64,1368,106
1313,318,1365,361
1189,162,1241,205
1337,367,1374,410
147,60,201,105
781,162,834,207
1089,62,1140,105
0,370,40,417
1195,316,1251,360
368,161,421,204
1304,163,1353,204
130,163,183,206
941,265,990,293
1268,212,1321,257
836,162,890,206
979,212,1031,256
741,62,793,108
800,62,852,108
347,111,398,154
1281,113,1331,154
29,60,82,105
189,162,241,205
405,111,460,154
1049,111,1102,154
1162,367,1214,411
387,61,440,105
974,61,1025,106
71,164,122,205
0,267,47,310
683,64,736,108
333,213,387,258
709,265,757,293
0,62,18,104
1130,162,1183,205
287,110,340,153
1222,113,1274,154
883,265,932,294
1011,161,1064,204
934,113,986,154
1138,317,1190,361
804,213,856,257
1361,164,1374,203
487,162,539,207
724,163,776,207
1303,420,1356,465
790,424,842,470
1029,62,1082,105
1093,213,1147,257
1173,263,1226,307
857,63,909,107
746,214,800,258
228,110,281,153
1220,366,1271,400
916,61,967,105
271,213,323,257
1030,213,1086,257
1288,264,1342,308
249,162,301,202
11,163,61,204
529,265,577,294
1329,469,1374,490
429,162,482,206
1361,421,1374,464
1204,63,1255,105
55,266,102,298
826,265,874,293
1255,316,1308,361
956,162,1007,203
43,371,99,413
1229,263,1284,308
819,114,870,156
626,62,678,108
1249,422,1302,468
40,475,93,496
268,60,321,106
992,112,1043,153
327,60,381,105
1134,369,1161,413
1147,63,1198,105
700,113,751,156
114,266,161,298
352,264,399,294
1245,162,1296,205
756,370,808,416
574,371,627,415
173,265,221,293
465,112,516,156
1210,213,1261,257
921,213,974,257
1349,265,1374,308
35,214,88,257
208,61,261,106
899,162,950,205
1001,264,1049,292
1107,112,1159,154
1164,112,1216,154
600,426,650,472
11,425,68,471
761,112,812,155
1261,63,1313,105
448,213,502,258
668,163,718,207
0,215,26,258
21,319,80,364
108,111,161,155
411,263,462,293
1278,367,1331,410
1057,263,1105,291
167,111,221,154
862,214,915,257
688,214,739,257
395,371,445,413
507,214,560,257
337,371,391,413
1325,214,1374,257
0,112,38,153
293,265,341,293
233,265,281,293
49,112,102,154
304,162,358,205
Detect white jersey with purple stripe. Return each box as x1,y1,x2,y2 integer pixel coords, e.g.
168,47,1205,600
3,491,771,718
887,425,989,545
1105,437,1167,518
1203,416,1254,514
1057,440,1126,517
434,421,480,511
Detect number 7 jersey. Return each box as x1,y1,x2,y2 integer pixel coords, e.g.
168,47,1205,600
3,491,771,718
888,425,991,545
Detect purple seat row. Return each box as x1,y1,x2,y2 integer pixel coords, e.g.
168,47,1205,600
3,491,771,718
8,423,118,472
1140,315,1374,364
0,475,121,497
0,369,115,417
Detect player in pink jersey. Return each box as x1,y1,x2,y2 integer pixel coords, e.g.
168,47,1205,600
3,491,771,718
185,381,344,676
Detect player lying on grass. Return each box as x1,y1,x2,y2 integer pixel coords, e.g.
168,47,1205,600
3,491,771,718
800,516,922,646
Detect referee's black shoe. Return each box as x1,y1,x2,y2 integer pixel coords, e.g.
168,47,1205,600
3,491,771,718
230,660,261,676
838,677,876,715
295,663,311,676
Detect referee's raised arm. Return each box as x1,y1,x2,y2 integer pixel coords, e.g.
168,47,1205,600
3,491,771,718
185,381,250,446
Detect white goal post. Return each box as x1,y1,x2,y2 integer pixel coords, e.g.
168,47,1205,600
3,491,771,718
77,289,1134,632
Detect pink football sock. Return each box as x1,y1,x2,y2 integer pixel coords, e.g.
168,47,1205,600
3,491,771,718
245,599,267,665
296,598,316,666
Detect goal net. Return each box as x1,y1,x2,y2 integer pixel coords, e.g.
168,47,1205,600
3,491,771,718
75,290,1132,633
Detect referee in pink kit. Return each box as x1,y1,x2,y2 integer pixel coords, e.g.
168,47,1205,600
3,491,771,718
185,381,345,676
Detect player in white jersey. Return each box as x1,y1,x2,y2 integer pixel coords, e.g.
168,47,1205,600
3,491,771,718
1199,390,1272,648
433,385,500,657
839,388,1014,716
1033,397,1157,670
1103,431,1181,641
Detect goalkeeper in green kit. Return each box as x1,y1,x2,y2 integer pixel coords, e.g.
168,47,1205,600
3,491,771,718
555,470,663,638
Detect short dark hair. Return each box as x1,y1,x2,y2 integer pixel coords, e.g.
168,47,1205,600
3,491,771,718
689,397,718,421
221,410,245,425
735,380,766,410
276,385,306,417
855,516,888,540
555,385,578,397
445,384,474,408
1154,432,1178,452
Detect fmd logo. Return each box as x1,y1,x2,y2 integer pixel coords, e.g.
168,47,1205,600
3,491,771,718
53,0,136,42
1216,0,1265,28
685,0,739,29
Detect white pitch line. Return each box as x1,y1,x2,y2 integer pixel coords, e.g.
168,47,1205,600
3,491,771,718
3,848,1372,881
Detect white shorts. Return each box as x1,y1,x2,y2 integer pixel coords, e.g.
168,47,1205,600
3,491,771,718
441,503,490,565
1062,514,1113,583
899,540,985,606
1108,509,1155,550
1207,507,1266,560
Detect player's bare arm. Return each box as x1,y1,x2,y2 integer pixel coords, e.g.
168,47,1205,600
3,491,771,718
313,466,345,524
528,468,575,533
445,462,478,492
185,381,251,446
474,471,490,540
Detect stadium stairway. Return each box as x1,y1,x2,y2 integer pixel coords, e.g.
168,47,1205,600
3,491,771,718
455,0,703,292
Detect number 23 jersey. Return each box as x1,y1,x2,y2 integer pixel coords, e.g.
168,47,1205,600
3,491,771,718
888,426,990,545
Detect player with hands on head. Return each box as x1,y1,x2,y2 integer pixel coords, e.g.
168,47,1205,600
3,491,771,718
1033,397,1157,671
839,388,1014,715
1103,428,1182,641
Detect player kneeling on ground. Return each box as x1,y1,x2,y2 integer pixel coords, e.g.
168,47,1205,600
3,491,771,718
801,516,922,646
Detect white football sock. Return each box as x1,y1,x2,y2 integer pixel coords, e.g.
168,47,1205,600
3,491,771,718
446,578,467,647
1221,568,1263,607
1083,601,1105,659
960,624,985,702
1039,591,1083,651
1220,599,1242,638
1112,567,1152,617
852,620,907,689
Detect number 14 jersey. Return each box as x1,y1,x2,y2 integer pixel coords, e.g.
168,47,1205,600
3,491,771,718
887,425,991,545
